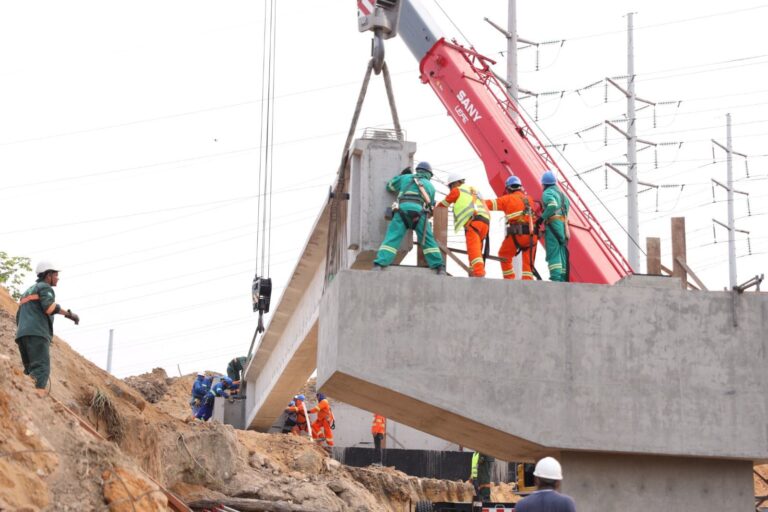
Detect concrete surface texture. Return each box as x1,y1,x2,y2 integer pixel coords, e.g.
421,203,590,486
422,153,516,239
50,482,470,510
560,450,754,512
317,268,768,462
329,402,460,451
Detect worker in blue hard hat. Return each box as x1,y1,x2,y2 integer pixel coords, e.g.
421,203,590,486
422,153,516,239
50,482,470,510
373,160,445,274
285,394,309,436
189,373,210,414
535,170,570,282
485,175,538,280
195,377,233,421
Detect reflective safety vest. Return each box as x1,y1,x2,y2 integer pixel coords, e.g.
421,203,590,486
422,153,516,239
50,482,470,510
470,451,480,479
371,414,386,435
452,185,490,232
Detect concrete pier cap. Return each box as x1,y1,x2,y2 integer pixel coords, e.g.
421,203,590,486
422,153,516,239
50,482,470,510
317,268,768,510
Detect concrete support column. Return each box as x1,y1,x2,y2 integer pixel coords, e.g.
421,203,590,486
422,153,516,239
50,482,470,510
560,451,754,512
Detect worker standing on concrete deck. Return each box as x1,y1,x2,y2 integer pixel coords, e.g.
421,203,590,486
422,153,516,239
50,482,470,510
226,356,247,382
437,173,491,277
515,457,575,512
469,451,495,502
485,175,538,280
286,394,309,436
309,392,335,449
195,377,233,421
535,171,570,282
372,161,445,274
15,261,80,397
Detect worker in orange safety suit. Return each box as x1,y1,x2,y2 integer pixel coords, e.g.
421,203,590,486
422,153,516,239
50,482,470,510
437,173,491,277
285,394,309,436
485,175,538,280
371,413,386,465
309,392,335,448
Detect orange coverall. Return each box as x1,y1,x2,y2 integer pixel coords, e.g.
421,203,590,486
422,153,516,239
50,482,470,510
309,399,334,447
286,400,309,436
485,190,538,280
438,187,490,277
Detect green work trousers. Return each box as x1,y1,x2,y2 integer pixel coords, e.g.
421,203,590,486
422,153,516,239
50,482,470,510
16,335,51,389
544,222,568,282
373,205,444,269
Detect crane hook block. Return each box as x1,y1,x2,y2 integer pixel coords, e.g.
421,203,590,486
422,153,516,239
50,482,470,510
252,275,273,314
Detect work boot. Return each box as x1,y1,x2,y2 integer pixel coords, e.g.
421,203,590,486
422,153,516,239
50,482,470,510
434,266,446,275
371,264,384,272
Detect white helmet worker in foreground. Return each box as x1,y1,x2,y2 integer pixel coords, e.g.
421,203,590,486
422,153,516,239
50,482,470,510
15,260,80,397
514,457,577,512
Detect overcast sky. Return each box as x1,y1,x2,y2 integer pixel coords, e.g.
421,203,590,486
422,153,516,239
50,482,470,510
1,1,766,379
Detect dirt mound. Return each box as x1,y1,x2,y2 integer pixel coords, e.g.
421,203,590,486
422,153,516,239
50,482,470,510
0,285,514,510
124,367,171,403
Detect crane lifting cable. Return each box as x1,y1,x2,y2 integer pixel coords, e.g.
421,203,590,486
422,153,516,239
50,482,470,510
252,0,278,337
325,1,405,284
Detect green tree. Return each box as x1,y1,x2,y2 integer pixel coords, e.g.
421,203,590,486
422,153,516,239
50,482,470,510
0,252,32,300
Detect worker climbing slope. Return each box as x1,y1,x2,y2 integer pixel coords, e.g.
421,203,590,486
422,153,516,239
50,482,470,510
15,261,80,397
437,173,491,277
372,161,445,274
535,171,571,282
309,392,335,449
485,175,538,280
285,394,309,436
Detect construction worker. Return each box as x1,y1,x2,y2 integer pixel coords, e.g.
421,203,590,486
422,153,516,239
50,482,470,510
372,161,445,274
309,392,335,449
371,414,386,451
15,261,80,397
189,372,210,414
535,170,570,282
286,394,309,436
514,457,576,512
282,399,298,433
195,377,233,421
226,355,247,382
437,173,491,277
469,451,495,502
485,175,538,280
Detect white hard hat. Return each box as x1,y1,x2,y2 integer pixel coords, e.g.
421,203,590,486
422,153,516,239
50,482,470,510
36,260,60,275
533,456,563,481
446,172,465,185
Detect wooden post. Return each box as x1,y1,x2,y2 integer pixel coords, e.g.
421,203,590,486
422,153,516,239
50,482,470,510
671,217,687,289
646,237,661,275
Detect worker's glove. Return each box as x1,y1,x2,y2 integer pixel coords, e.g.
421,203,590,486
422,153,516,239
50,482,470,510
400,166,412,175
65,309,80,325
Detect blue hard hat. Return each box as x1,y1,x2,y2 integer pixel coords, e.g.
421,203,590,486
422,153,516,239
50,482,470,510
505,175,522,189
289,400,296,407
541,170,556,186
296,394,305,401
415,161,433,176
317,392,326,401
222,377,233,386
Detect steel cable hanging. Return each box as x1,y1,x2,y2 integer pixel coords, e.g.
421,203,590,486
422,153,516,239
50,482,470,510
251,0,277,345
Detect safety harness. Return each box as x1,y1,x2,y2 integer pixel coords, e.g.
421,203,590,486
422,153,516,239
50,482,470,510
504,192,539,279
396,175,433,244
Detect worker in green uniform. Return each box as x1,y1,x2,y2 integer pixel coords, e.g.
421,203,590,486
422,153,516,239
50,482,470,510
535,170,570,282
16,261,80,397
372,161,445,273
469,451,495,502
226,356,248,381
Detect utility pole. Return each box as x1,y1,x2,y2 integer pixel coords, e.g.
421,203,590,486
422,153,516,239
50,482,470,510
626,12,639,272
712,113,750,289
106,329,114,374
506,0,518,102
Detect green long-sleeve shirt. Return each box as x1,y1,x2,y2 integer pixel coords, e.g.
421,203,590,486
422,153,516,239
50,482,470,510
16,280,56,341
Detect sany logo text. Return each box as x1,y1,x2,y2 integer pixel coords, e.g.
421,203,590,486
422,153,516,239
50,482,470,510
456,90,482,123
